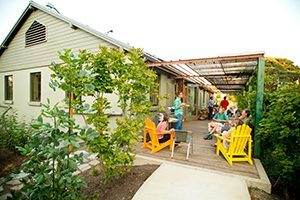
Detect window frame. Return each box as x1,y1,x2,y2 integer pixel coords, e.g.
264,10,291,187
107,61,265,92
30,72,41,102
4,75,13,101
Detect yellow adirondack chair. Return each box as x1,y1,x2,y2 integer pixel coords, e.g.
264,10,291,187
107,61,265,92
215,124,253,166
142,118,174,153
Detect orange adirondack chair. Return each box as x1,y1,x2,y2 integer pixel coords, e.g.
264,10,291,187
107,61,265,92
215,124,253,166
142,118,174,153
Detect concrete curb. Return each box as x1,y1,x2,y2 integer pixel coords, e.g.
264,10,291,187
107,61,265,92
249,159,271,193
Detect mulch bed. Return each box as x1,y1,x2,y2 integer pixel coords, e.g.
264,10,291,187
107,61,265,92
0,148,27,177
81,164,159,200
249,187,282,200
1,147,159,199
1,148,283,200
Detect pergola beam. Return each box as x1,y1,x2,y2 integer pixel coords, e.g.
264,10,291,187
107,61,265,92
175,73,252,79
147,53,264,67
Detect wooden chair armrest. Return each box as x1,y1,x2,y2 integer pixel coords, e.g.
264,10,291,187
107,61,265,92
161,130,174,135
214,134,231,142
154,130,174,135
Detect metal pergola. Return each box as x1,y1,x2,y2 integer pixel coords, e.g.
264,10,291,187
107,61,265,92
147,52,265,157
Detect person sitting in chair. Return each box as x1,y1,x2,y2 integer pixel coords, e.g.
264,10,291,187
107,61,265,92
156,113,175,143
238,109,251,125
204,107,229,140
211,119,243,148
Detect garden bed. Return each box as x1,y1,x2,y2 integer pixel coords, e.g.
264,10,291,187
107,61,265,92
0,148,282,200
81,164,159,199
0,148,27,177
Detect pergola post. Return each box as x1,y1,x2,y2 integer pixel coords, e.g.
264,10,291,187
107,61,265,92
254,57,265,157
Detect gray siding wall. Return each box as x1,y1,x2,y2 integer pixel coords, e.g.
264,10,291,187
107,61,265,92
0,9,116,73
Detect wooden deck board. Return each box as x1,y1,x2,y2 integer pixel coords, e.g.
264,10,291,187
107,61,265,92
135,120,259,179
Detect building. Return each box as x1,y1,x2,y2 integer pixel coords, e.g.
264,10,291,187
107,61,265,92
0,1,212,126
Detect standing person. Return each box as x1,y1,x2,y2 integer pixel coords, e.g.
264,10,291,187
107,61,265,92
220,96,229,110
208,96,214,120
174,91,186,130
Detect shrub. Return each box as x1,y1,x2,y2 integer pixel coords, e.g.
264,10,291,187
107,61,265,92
0,111,31,153
258,84,300,199
16,102,86,199
233,57,300,198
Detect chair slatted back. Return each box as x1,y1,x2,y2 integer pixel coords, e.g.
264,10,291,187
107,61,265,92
229,124,252,155
145,118,158,143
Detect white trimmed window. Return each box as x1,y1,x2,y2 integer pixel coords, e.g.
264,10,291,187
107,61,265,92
4,75,13,101
30,72,41,102
25,21,46,46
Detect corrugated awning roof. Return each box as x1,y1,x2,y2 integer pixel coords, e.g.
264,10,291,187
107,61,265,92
147,52,265,93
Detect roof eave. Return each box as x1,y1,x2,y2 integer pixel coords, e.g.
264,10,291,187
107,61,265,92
29,1,161,62
0,1,161,62
0,3,34,56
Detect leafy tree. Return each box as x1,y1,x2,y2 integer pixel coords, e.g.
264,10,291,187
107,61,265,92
50,47,158,182
49,49,93,114
108,48,158,179
83,47,158,180
258,84,300,199
233,57,300,198
16,101,86,199
234,57,300,119
14,50,93,199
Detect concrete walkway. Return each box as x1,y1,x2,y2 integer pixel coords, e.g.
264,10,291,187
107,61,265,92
1,150,253,200
133,162,250,200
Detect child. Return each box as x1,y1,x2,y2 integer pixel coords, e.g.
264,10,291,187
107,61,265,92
156,113,175,143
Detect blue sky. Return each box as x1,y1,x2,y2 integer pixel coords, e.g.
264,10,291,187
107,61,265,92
0,0,299,66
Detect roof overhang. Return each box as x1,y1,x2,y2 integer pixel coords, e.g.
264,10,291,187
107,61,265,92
0,1,162,63
147,52,265,93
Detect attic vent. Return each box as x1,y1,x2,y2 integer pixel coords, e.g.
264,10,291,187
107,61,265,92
25,21,46,46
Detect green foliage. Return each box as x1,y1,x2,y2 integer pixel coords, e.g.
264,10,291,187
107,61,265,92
232,57,300,198
84,47,157,181
50,49,94,111
110,48,158,116
258,84,300,198
52,47,157,182
16,101,86,199
234,89,256,115
0,110,32,153
263,58,300,90
234,57,300,114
